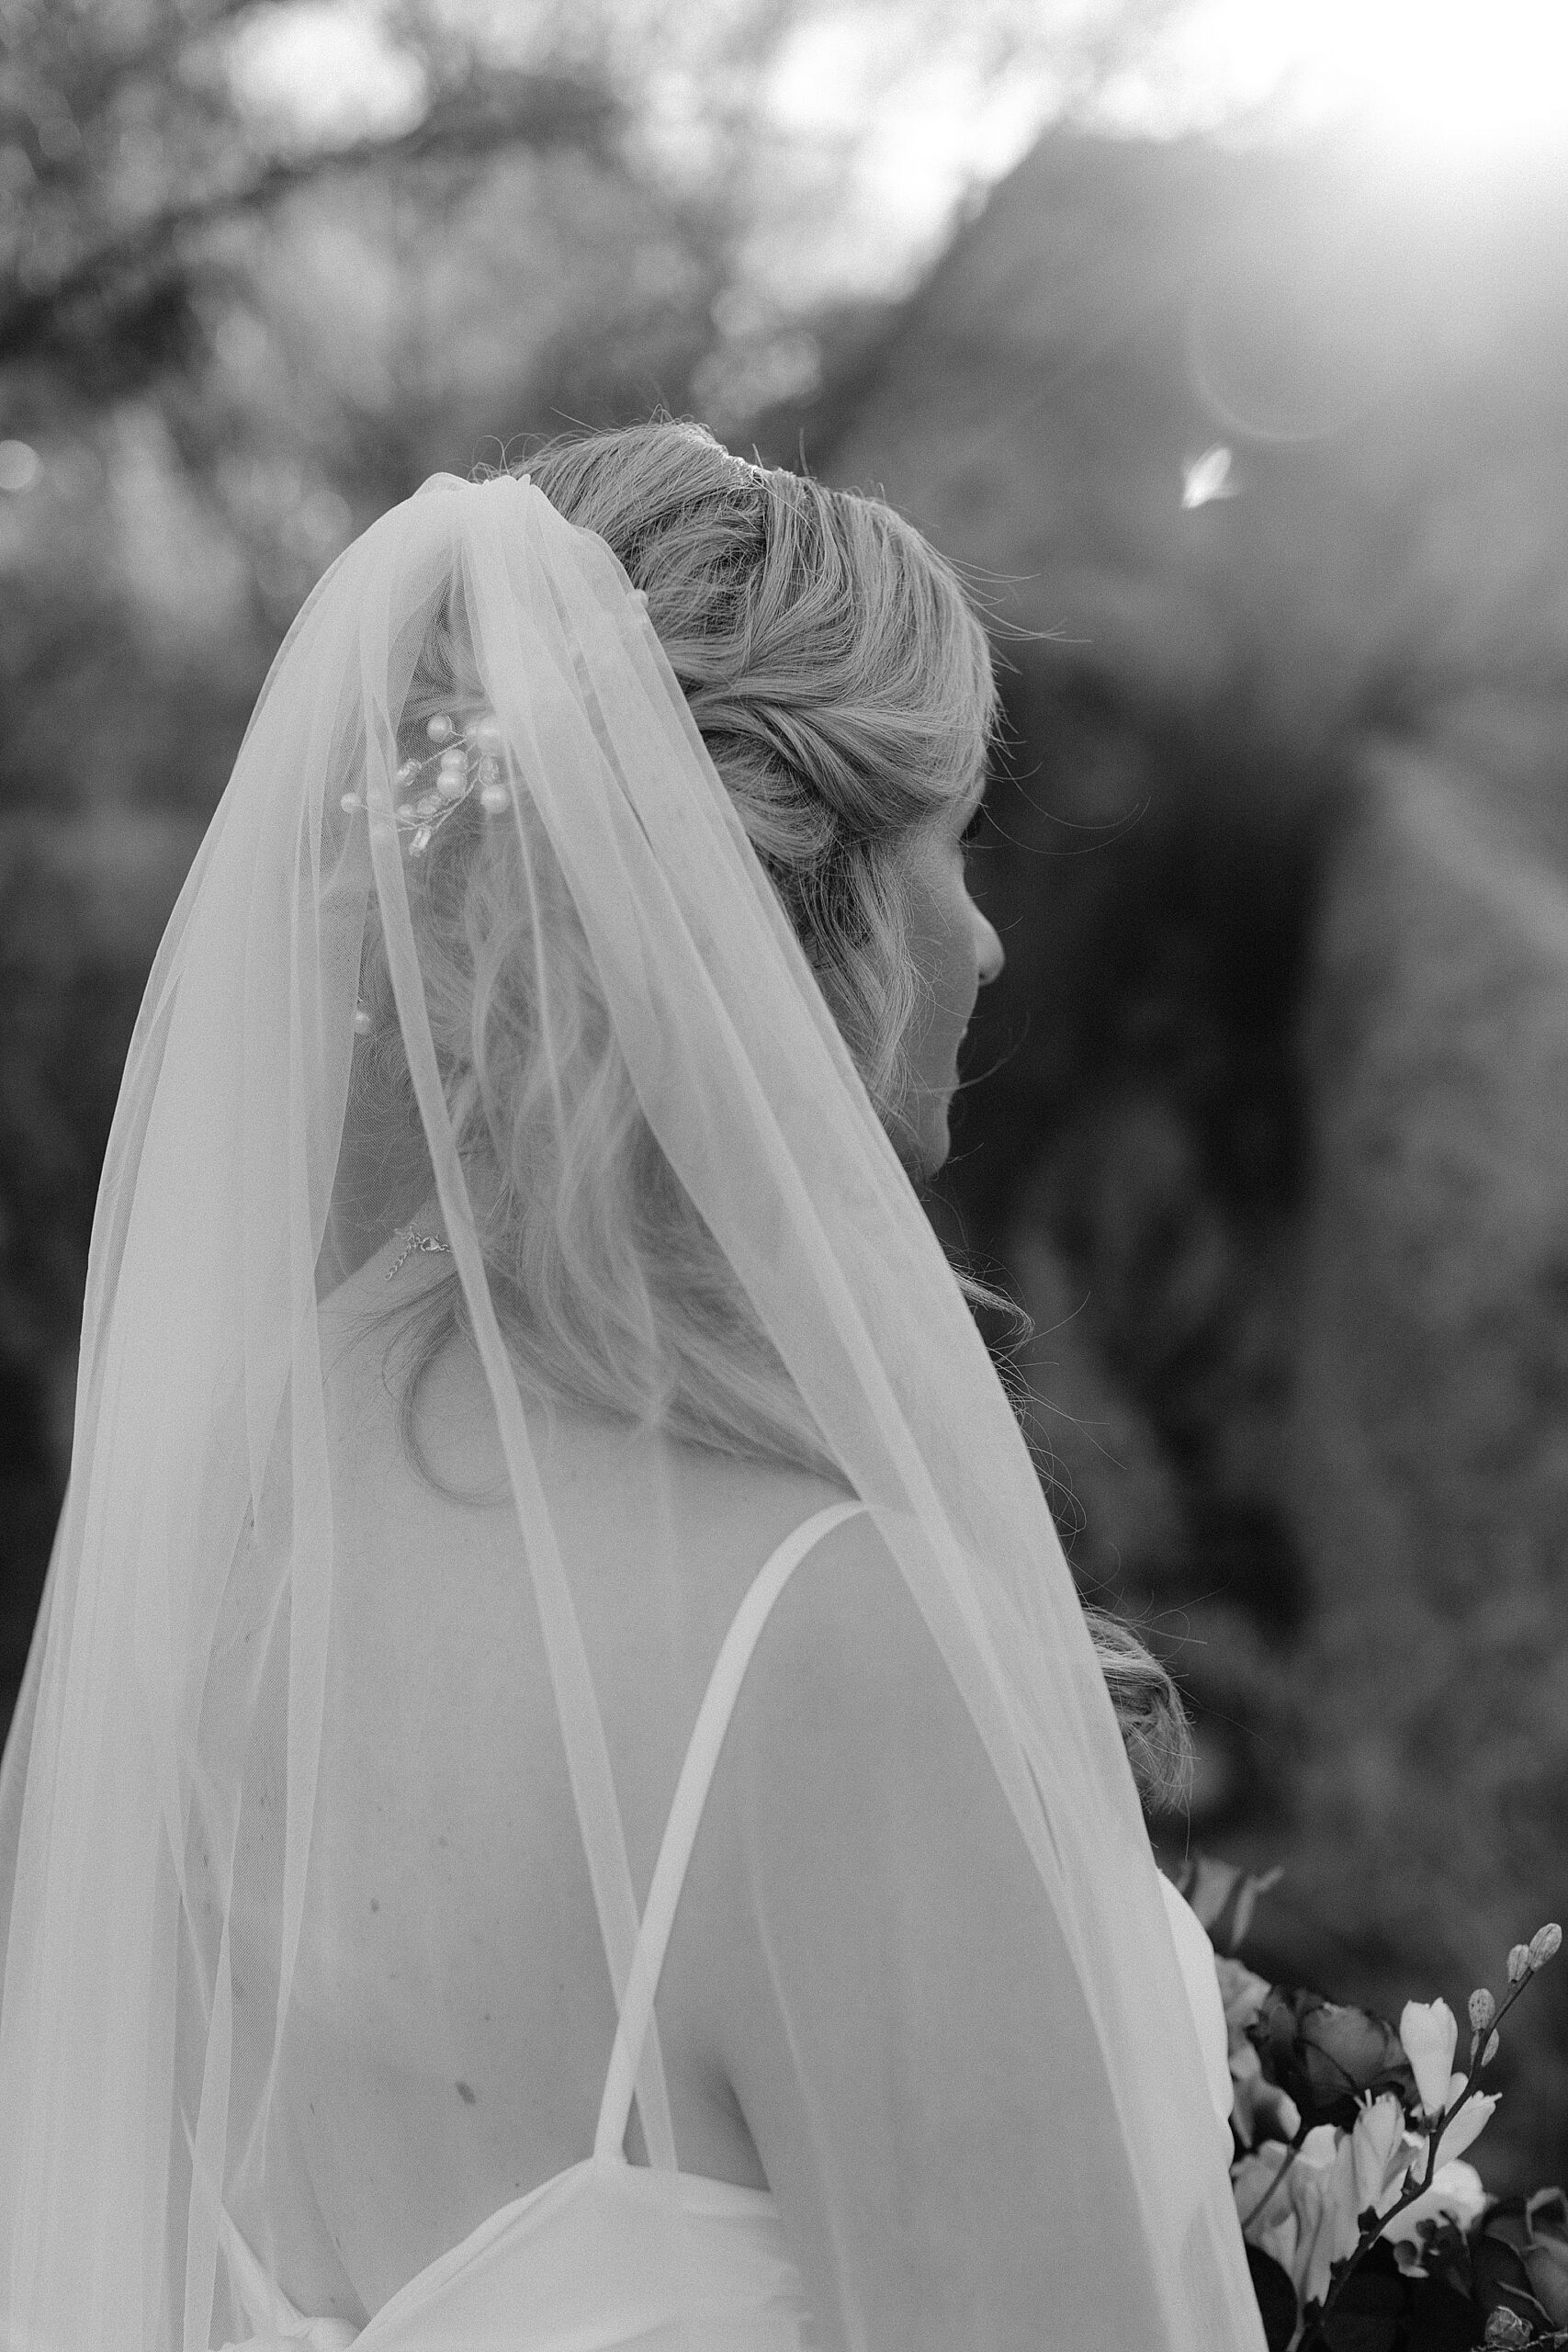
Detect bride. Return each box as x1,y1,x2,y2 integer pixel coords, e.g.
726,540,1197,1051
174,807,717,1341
0,422,1263,2351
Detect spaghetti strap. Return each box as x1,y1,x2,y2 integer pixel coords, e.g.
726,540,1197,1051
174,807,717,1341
593,1499,866,2164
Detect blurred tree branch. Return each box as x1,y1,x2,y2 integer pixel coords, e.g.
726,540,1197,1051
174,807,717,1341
0,0,623,393
0,77,619,372
0,0,1212,410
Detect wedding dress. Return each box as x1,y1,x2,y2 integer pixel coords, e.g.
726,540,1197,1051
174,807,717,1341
0,466,1264,2352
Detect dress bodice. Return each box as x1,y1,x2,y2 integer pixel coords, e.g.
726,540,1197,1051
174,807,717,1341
225,2160,809,2352
218,1503,864,2352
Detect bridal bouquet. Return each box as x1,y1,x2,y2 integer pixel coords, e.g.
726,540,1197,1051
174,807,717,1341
1175,1857,1568,2351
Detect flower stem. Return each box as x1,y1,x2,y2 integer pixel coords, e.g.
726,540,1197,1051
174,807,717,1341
1298,1972,1538,2351
1239,2131,1309,2233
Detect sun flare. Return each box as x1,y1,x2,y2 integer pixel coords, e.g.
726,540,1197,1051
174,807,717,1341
1248,0,1568,153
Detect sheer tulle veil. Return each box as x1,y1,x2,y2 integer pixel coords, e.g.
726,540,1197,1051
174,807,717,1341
0,469,1264,2350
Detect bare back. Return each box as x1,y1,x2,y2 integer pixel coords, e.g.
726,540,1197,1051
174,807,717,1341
225,1239,851,2324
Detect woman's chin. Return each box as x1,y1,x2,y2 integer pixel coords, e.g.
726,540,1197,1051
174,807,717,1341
887,1075,958,1184
903,1114,953,1186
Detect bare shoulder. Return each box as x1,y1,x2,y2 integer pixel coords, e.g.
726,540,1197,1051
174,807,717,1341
729,1504,984,1782
694,1499,1020,1976
696,1508,1150,2350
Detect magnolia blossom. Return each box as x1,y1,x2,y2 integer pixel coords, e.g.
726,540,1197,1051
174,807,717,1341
1399,1998,1459,2115
1382,2160,1489,2254
1350,2091,1416,2217
1234,2087,1499,2312
1433,2086,1499,2168
1235,2125,1360,2313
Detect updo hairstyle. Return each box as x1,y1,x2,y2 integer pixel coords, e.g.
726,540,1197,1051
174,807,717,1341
525,421,997,1125
352,421,996,1476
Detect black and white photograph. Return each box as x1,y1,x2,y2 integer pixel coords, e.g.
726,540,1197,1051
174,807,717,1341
2,3,1567,2346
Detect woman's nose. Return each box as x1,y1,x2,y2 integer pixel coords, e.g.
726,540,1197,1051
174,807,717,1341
973,904,1004,988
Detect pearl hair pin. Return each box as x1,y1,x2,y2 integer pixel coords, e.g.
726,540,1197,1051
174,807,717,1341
339,707,513,859
344,708,513,1046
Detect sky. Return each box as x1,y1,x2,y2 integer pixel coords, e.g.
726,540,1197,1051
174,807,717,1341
230,0,1568,311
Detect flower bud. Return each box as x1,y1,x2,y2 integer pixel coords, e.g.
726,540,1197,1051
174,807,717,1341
1508,1943,1532,1984
1484,2030,1499,2065
1529,1923,1562,1972
1469,1988,1495,2034
1399,1998,1460,2116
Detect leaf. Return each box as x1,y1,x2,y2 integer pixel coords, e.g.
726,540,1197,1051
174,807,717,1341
1527,2188,1568,2245
1404,2274,1487,2349
1317,2319,1399,2351
1246,2244,1297,2352
1323,2258,1407,2346
1472,2233,1544,2317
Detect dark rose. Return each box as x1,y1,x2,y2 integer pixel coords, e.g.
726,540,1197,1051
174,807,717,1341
1248,1986,1417,2131
1483,2190,1568,2327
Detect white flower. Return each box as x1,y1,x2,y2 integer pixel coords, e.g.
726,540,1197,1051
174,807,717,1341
1234,2141,1303,2284
1382,2160,1489,2256
1433,2089,1499,2169
1399,1998,1459,2114
1235,2127,1360,2313
1351,2092,1416,2216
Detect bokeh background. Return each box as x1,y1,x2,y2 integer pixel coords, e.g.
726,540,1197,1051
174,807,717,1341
5,0,1568,2191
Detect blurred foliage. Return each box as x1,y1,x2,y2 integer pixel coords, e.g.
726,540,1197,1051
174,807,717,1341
772,111,1568,2190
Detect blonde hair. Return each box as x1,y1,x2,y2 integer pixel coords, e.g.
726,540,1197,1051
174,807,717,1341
520,423,996,1121
351,422,1191,1810
1080,1611,1194,1815
354,420,996,1473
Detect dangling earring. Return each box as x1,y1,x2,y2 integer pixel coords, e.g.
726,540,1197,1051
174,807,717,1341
352,1000,373,1037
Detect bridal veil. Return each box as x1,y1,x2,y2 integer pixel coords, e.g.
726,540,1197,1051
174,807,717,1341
0,469,1263,2350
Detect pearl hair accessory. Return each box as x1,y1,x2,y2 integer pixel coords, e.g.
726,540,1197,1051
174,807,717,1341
344,708,513,1046
339,707,513,859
